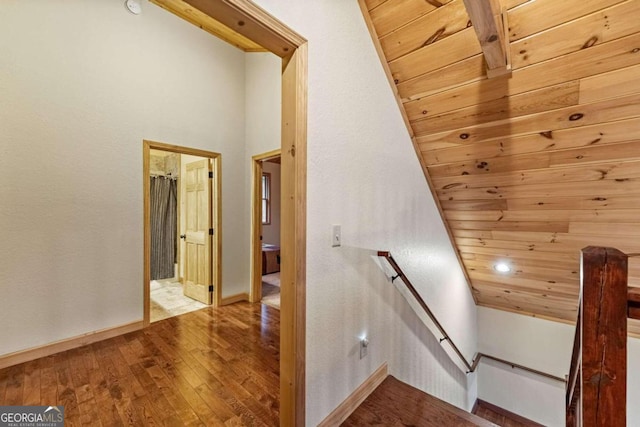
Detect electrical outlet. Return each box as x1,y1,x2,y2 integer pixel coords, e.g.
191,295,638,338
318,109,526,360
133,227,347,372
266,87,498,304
360,338,369,359
332,225,341,247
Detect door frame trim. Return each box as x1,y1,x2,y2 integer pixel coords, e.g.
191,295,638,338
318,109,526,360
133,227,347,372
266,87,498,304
250,149,281,303
147,1,308,424
143,140,223,326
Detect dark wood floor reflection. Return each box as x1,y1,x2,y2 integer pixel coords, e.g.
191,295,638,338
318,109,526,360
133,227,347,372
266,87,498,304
0,302,280,426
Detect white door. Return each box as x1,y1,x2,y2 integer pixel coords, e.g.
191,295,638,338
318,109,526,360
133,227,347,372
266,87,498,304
183,159,213,304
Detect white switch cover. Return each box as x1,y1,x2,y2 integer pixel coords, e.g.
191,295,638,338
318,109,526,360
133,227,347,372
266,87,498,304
332,225,341,247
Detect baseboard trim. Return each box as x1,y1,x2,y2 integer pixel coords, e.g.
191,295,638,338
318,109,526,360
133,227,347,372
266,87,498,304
318,362,388,427
221,292,250,306
0,320,144,370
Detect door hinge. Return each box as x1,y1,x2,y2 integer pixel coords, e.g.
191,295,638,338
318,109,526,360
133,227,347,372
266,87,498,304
208,285,214,292
208,171,213,179
209,228,214,235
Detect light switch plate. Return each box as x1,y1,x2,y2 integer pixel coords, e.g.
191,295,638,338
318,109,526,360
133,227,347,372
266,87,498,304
332,225,341,247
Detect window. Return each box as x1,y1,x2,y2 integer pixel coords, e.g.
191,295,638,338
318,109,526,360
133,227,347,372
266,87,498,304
262,172,271,225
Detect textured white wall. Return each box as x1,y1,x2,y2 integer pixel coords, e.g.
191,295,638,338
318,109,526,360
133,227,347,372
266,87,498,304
629,337,640,425
477,307,575,426
0,0,248,354
250,1,479,424
245,52,282,156
244,52,282,249
261,162,281,246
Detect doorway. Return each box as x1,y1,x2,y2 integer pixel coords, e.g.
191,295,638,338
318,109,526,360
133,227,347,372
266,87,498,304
251,150,282,308
143,141,222,326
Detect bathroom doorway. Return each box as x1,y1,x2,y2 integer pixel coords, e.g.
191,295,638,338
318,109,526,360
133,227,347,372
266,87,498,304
143,141,222,325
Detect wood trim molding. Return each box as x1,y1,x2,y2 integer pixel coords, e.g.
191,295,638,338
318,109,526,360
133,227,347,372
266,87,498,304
0,321,143,370
317,363,388,427
143,140,223,327
279,41,308,427
183,0,305,57
221,292,250,305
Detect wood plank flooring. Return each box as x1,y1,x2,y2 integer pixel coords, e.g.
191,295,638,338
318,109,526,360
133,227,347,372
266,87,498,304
0,302,280,426
342,376,497,426
473,399,544,427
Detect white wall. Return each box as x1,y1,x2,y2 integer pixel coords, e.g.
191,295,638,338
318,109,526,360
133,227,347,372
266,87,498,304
244,51,282,257
478,307,640,427
629,337,640,426
0,0,248,355
250,1,479,424
477,306,576,426
245,52,282,156
261,162,281,246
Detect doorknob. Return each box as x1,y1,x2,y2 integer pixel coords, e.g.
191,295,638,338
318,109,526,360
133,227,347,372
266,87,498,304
180,234,186,240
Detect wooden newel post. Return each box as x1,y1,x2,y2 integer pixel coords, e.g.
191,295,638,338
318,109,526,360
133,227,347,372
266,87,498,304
580,247,627,426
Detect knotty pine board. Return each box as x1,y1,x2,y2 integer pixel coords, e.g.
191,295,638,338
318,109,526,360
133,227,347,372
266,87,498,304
436,178,639,200
407,80,580,130
369,0,452,38
380,0,470,61
504,194,640,211
389,27,481,83
433,161,640,191
423,117,640,165
416,93,640,144
407,32,640,121
508,0,626,41
428,140,640,178
397,54,486,100
511,1,640,69
446,209,640,223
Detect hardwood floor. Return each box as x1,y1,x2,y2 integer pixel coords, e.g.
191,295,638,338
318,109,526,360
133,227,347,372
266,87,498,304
0,302,280,426
342,376,497,427
473,399,544,427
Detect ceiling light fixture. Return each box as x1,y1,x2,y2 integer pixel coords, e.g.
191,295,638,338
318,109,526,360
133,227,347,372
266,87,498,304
494,263,511,273
125,0,142,15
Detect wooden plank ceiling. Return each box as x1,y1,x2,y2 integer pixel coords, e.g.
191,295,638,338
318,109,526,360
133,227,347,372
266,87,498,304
360,0,640,331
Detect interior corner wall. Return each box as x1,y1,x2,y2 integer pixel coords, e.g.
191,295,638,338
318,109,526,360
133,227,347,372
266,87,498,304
0,0,249,355
244,52,282,157
251,1,478,425
477,307,574,426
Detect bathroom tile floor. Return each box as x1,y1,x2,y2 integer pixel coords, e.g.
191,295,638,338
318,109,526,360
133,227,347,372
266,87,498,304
150,280,207,322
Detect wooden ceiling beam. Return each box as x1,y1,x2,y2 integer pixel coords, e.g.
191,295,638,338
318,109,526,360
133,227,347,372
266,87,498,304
462,0,511,78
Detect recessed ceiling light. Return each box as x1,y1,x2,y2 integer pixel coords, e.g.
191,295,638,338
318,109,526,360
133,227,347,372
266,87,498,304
494,263,511,273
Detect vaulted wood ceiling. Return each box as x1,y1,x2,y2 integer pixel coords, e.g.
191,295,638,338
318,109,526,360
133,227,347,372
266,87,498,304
359,0,640,331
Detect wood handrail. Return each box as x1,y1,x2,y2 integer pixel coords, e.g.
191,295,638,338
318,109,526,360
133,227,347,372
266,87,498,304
377,251,565,383
471,353,565,383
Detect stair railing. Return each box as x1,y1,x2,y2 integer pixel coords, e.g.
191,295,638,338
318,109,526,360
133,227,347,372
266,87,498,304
377,251,565,383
